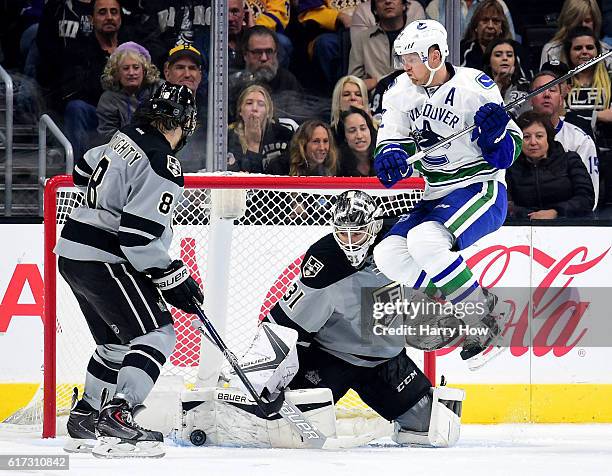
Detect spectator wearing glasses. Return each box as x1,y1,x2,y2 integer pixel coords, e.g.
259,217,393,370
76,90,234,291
241,26,301,94
245,0,292,68
228,0,293,71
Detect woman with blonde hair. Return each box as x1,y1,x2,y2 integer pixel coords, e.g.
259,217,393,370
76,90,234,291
330,76,371,135
267,120,339,176
96,42,161,142
227,84,293,173
563,27,612,149
540,0,612,75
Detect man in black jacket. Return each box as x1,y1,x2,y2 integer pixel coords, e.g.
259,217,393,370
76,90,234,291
62,0,130,161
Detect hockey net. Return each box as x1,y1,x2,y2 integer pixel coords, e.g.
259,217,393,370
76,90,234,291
11,174,434,438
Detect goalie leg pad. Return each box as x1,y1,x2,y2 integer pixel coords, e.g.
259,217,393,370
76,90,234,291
178,387,337,448
392,386,465,447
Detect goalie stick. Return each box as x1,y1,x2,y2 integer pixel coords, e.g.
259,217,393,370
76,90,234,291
190,301,376,449
404,49,612,165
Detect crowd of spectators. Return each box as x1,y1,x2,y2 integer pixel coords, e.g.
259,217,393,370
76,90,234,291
1,0,612,221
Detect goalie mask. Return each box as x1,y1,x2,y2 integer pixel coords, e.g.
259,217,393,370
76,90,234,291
332,190,382,268
393,20,449,87
149,82,197,151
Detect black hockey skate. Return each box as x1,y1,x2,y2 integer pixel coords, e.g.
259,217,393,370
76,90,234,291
459,290,510,371
93,395,164,458
64,388,99,453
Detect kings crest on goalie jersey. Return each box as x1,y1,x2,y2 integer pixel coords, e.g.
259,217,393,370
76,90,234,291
54,82,204,458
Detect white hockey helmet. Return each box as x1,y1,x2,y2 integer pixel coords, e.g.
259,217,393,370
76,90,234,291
393,20,449,85
332,190,382,268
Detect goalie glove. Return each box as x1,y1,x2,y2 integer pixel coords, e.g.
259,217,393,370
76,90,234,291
150,259,203,314
374,144,413,188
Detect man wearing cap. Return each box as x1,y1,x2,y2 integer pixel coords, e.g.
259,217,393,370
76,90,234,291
164,43,204,94
163,43,208,172
530,69,600,210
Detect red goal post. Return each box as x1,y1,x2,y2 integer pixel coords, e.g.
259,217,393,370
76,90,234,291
42,174,435,438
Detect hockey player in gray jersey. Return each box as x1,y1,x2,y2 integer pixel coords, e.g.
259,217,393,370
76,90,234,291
54,83,204,458
264,190,466,447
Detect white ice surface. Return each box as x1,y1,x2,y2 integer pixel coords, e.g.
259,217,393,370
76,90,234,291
1,424,611,476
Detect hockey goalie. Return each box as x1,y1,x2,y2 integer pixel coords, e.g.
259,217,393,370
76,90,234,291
179,191,465,449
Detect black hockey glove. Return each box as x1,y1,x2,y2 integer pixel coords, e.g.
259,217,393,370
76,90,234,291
151,260,203,314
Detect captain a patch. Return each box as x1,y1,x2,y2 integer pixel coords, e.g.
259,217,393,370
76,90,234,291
302,255,324,278
167,155,182,178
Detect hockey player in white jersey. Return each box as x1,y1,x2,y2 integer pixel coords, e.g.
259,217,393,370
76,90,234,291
372,20,522,364
264,190,466,447
54,83,204,458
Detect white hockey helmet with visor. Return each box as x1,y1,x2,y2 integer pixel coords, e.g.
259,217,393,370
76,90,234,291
393,19,449,86
332,190,382,268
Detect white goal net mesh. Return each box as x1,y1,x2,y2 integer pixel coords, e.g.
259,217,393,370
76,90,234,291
6,175,431,437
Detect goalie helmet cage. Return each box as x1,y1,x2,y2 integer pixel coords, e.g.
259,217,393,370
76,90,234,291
41,174,436,438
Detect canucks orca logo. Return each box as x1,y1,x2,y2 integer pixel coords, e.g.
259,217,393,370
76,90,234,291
415,121,450,166
415,120,450,149
476,72,495,89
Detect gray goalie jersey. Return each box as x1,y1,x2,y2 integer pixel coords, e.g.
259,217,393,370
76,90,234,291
54,124,184,272
265,226,408,367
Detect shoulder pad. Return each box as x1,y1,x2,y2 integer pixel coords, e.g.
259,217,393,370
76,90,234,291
123,125,184,186
301,234,356,289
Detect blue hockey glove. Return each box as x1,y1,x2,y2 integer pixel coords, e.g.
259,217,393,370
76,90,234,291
471,103,510,154
374,144,413,188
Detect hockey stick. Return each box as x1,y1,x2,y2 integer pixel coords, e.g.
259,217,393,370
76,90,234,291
190,303,284,417
405,49,612,165
190,302,375,449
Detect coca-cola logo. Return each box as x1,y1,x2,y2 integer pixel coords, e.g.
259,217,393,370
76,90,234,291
448,245,608,357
